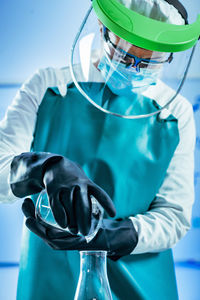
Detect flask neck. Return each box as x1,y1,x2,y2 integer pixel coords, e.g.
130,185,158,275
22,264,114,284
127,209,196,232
80,250,107,275
75,251,113,300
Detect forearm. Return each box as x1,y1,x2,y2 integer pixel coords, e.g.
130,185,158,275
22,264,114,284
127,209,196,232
0,154,18,203
130,203,192,254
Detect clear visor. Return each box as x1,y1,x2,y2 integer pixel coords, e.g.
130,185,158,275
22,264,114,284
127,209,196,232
70,7,195,119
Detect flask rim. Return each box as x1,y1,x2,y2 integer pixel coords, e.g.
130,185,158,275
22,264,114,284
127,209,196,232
80,250,107,256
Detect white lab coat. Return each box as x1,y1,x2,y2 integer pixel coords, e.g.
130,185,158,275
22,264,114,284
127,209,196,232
0,66,195,254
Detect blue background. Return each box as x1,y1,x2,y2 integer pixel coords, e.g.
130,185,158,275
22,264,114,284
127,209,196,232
0,1,199,299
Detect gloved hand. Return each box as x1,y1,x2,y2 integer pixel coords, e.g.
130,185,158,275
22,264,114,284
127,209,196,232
10,152,116,235
22,198,138,260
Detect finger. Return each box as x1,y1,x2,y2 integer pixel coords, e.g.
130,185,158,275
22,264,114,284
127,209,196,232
59,189,70,226
22,198,35,218
26,217,47,239
74,186,92,236
60,188,78,235
49,192,68,229
88,185,116,217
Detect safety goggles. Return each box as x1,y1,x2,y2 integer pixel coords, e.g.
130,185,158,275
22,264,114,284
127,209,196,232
103,26,173,72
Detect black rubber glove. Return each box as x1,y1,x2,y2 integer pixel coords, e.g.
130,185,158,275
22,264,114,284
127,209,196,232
10,152,116,235
22,198,138,260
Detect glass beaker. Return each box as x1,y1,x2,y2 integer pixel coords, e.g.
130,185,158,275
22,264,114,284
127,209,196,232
35,189,104,243
74,251,113,300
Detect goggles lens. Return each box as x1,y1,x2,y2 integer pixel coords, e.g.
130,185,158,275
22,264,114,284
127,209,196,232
103,26,173,72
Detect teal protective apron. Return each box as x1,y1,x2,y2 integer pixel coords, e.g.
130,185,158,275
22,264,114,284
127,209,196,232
17,82,180,300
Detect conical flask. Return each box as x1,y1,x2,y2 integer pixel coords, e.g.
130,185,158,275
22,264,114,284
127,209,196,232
74,251,113,300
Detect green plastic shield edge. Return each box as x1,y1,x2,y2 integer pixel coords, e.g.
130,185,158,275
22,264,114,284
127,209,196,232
93,0,200,52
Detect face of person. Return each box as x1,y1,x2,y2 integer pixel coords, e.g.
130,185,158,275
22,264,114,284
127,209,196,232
106,29,166,62
107,30,155,59
97,22,167,71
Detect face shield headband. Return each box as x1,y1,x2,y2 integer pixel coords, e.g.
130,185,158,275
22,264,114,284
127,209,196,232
92,0,200,52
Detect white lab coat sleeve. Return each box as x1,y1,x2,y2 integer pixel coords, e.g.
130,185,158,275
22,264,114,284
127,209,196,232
130,101,195,254
0,68,55,203
0,66,82,204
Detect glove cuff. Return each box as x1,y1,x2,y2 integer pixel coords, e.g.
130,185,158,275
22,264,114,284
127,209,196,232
10,152,63,197
90,218,138,260
106,218,138,260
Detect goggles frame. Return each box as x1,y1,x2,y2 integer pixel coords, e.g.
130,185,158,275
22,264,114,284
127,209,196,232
103,26,173,72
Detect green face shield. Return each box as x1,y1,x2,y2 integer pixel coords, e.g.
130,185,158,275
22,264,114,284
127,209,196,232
92,0,200,52
70,0,200,119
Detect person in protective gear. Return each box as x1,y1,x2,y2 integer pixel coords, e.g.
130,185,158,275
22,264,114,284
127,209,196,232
0,0,199,299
